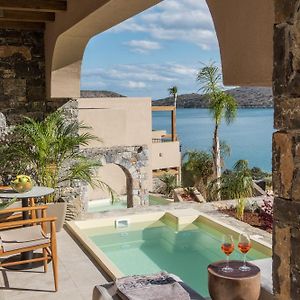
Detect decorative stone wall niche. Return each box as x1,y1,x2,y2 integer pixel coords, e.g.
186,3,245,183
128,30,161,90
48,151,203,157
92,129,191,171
81,146,150,212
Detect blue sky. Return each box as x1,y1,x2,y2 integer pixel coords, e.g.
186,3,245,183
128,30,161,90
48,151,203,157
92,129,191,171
81,0,221,99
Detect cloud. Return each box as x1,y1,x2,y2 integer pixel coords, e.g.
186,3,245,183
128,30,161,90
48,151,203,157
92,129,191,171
111,0,218,50
81,62,200,98
80,80,106,88
125,40,162,53
124,81,147,89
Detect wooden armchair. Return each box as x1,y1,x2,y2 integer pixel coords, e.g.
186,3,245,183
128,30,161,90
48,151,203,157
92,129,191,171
0,206,58,291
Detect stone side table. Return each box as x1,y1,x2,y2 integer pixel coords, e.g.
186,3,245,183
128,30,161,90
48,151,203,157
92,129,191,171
208,260,261,300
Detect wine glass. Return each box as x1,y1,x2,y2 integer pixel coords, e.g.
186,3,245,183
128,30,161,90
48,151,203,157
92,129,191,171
238,233,252,271
221,234,234,272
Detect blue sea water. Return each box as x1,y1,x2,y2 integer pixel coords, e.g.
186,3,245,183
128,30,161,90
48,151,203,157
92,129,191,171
152,108,274,172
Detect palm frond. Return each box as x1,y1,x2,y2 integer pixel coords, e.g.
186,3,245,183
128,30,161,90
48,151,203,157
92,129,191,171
2,110,110,202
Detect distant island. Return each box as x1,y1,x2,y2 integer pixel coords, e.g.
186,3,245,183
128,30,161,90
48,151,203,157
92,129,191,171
153,87,273,108
81,90,125,98
81,87,273,108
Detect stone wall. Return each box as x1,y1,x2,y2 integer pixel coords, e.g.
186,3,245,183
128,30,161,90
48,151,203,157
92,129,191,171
0,28,46,125
81,146,150,212
0,112,7,136
273,1,300,299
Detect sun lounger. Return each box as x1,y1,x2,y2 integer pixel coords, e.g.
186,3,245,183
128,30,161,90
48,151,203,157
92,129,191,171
93,272,206,300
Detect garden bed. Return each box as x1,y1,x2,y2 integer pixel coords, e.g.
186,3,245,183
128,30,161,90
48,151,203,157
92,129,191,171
219,208,272,233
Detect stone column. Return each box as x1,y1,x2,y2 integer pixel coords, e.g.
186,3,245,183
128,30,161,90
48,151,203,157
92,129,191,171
273,1,300,299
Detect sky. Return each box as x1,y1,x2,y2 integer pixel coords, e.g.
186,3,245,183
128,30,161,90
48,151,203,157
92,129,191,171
81,0,221,100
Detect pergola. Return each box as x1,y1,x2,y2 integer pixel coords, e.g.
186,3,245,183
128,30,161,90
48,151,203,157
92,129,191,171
0,0,299,298
0,1,67,27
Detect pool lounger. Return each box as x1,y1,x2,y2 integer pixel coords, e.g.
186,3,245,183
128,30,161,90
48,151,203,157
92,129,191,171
93,273,206,300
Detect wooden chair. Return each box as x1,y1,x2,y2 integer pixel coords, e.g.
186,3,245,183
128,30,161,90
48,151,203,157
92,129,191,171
0,206,58,291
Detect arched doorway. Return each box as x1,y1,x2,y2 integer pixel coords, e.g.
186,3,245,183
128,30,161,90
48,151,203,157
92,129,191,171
81,145,149,211
86,163,134,209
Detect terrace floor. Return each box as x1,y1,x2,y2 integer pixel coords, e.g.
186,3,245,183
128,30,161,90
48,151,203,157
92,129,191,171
0,228,108,300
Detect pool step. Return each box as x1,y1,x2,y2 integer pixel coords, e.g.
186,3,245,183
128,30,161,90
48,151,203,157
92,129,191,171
164,209,200,227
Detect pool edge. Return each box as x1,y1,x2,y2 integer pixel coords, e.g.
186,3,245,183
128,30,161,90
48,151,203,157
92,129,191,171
66,208,272,281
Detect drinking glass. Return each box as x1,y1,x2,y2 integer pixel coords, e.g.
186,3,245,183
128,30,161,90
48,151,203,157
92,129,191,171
238,233,252,271
221,235,234,272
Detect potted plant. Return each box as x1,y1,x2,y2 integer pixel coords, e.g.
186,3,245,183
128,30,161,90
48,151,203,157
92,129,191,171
159,173,178,198
1,111,110,231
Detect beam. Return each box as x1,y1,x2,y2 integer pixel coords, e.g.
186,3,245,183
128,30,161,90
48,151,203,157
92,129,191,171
152,106,175,112
0,0,67,12
0,10,55,22
0,20,45,30
171,109,177,141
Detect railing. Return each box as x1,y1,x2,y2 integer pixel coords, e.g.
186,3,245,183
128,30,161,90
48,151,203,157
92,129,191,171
152,138,172,143
152,134,177,143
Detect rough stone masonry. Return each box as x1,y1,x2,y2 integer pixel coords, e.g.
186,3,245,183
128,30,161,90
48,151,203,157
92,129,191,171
0,28,46,125
273,1,300,299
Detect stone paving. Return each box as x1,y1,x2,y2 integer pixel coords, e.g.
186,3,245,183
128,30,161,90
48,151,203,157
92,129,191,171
0,229,108,300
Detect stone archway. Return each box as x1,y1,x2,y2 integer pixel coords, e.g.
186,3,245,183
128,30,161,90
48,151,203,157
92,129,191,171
81,145,149,209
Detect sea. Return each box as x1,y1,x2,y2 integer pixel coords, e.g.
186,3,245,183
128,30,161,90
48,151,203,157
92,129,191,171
152,108,274,172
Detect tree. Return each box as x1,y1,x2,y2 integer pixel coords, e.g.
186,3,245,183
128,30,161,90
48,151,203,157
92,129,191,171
1,111,114,202
182,150,214,197
168,86,178,108
209,160,253,220
197,62,237,200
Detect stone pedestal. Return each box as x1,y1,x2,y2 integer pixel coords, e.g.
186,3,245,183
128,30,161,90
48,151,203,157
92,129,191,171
208,261,260,300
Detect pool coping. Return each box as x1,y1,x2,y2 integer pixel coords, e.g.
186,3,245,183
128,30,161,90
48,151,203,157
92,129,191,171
66,208,272,282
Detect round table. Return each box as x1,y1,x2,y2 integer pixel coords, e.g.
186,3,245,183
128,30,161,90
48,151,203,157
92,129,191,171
0,186,54,269
208,260,261,300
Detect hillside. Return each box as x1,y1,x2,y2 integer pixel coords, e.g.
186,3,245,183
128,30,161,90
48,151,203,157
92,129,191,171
81,90,125,98
80,87,273,108
152,87,273,108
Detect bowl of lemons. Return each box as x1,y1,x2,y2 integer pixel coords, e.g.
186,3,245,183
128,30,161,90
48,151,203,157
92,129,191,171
10,175,33,193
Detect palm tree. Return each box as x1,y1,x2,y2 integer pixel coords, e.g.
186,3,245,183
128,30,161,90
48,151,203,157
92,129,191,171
1,111,113,202
159,173,178,197
197,62,237,200
209,160,253,220
168,86,178,108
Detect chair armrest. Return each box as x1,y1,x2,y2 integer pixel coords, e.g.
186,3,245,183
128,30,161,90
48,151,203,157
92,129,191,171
0,205,48,215
0,217,57,230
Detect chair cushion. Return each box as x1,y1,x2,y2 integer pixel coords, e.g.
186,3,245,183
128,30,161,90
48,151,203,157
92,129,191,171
0,225,50,252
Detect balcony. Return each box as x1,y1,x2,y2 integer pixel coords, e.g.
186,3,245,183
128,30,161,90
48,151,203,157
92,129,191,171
152,140,181,171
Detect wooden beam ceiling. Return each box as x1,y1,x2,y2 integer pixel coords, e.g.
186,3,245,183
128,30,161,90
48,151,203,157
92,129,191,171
0,0,67,12
0,10,55,22
0,20,45,30
0,0,67,29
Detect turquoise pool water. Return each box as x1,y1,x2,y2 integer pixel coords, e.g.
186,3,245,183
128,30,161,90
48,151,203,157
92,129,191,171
88,195,170,213
87,220,270,297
